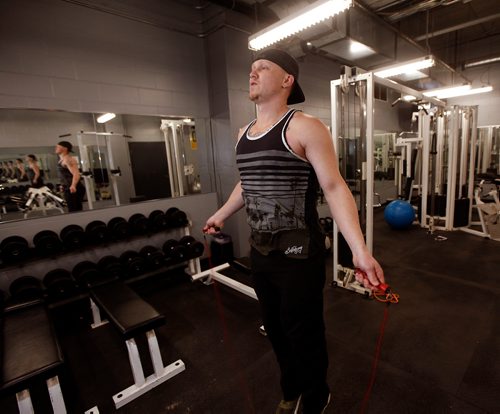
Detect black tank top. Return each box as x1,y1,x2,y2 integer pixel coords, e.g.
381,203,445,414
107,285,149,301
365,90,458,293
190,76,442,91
236,109,324,258
58,159,76,187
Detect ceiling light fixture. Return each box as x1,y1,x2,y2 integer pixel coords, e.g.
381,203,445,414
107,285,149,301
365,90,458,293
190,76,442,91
463,56,500,69
96,113,116,123
374,56,435,79
248,0,353,51
433,85,493,99
423,84,471,97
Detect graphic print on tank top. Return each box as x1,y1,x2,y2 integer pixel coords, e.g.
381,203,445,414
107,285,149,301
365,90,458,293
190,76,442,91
236,109,322,257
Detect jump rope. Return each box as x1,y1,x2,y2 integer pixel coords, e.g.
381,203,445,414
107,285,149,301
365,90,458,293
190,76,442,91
202,232,256,414
203,231,399,413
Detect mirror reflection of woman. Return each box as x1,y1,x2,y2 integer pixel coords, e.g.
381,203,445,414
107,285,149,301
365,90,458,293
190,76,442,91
25,154,44,188
55,141,85,212
15,158,28,181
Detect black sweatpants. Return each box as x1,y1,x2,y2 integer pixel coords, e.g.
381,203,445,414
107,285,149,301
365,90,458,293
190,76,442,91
251,248,330,413
64,182,85,212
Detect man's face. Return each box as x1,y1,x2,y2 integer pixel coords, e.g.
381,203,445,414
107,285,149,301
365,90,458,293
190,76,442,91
55,144,66,155
249,59,291,103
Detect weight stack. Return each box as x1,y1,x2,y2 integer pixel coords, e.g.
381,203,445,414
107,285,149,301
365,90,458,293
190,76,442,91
210,233,234,266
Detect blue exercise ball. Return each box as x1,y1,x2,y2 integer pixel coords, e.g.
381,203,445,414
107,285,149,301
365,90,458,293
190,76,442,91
384,200,415,229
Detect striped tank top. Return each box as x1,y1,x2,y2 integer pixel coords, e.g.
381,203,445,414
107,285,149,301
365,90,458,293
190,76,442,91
236,109,324,258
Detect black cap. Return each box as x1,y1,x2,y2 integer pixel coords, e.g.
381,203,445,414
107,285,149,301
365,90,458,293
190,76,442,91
57,141,73,152
253,48,305,105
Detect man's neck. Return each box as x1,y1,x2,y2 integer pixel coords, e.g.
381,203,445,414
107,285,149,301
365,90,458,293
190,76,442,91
255,101,289,126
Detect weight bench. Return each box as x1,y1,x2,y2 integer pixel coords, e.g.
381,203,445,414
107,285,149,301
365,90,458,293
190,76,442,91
1,302,67,414
89,281,185,409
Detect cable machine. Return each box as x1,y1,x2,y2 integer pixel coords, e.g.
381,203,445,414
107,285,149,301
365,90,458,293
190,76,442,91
330,68,443,295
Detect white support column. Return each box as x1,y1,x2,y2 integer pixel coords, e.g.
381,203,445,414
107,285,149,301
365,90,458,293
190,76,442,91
421,112,431,227
77,133,95,210
16,389,34,414
160,121,177,197
447,107,460,230
365,73,374,254
105,134,121,206
46,376,67,414
331,80,340,285
126,338,146,387
171,123,185,197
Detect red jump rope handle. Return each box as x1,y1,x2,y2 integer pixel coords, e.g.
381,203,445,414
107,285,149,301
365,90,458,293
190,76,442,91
377,283,390,293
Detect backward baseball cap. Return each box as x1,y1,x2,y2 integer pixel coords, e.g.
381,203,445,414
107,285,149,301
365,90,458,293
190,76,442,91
253,48,305,105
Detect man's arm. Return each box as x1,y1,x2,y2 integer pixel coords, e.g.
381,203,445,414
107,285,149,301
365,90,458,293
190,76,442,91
289,113,385,288
66,156,81,193
203,181,245,233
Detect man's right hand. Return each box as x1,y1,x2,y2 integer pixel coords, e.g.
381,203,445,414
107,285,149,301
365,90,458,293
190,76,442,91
203,216,223,234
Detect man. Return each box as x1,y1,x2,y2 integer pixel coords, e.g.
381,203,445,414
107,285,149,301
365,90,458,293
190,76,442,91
55,140,85,212
204,49,385,414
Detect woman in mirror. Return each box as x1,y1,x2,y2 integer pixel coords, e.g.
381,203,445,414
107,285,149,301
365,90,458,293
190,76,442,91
55,141,85,212
25,154,44,188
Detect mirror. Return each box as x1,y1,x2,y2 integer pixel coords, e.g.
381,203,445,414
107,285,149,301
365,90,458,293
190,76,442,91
0,109,215,223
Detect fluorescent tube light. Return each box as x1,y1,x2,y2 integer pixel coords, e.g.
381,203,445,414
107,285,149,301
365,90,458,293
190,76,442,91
423,84,471,97
96,113,116,123
435,86,493,99
248,0,353,51
374,56,435,79
349,40,376,58
403,95,416,102
464,56,500,69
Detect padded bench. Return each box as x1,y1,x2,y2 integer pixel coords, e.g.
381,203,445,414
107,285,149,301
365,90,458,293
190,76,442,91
89,281,185,409
1,302,67,414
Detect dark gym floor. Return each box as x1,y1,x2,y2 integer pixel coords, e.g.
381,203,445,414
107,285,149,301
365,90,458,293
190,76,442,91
1,208,499,413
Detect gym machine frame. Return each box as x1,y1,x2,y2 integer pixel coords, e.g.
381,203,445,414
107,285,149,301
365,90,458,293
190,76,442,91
75,131,124,210
330,69,443,295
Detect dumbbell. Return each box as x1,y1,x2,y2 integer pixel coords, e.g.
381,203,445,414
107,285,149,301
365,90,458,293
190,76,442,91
85,220,110,244
139,245,165,269
107,217,130,240
162,239,188,263
120,250,148,277
148,210,168,232
43,269,79,302
179,235,204,259
165,207,189,228
72,260,105,288
60,224,86,250
33,230,62,256
97,255,125,280
128,213,149,235
9,275,44,303
0,235,30,263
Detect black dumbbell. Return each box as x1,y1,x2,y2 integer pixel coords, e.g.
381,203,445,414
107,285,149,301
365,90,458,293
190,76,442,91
33,230,62,256
97,255,125,280
179,235,205,259
107,217,130,240
0,235,30,263
128,213,149,235
72,260,105,287
60,224,86,250
85,220,110,244
162,239,188,263
43,269,78,302
9,276,44,303
148,210,168,232
120,250,147,277
139,245,165,269
165,207,188,228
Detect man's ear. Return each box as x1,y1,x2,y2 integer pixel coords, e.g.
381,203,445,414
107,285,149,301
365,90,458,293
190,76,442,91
283,74,294,89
